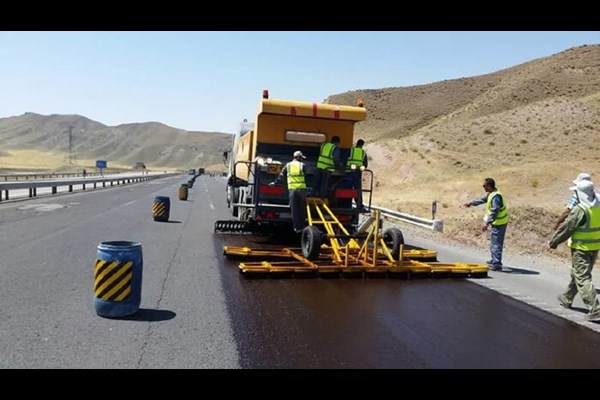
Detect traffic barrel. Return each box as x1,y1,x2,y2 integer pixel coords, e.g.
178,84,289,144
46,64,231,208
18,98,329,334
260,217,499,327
152,196,170,222
188,179,194,188
94,241,143,318
178,183,188,200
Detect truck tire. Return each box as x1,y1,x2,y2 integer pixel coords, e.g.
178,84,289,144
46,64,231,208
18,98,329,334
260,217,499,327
301,226,323,260
383,227,404,259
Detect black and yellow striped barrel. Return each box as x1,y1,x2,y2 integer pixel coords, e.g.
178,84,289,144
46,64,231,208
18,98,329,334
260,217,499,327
178,183,188,201
94,241,143,318
152,196,170,222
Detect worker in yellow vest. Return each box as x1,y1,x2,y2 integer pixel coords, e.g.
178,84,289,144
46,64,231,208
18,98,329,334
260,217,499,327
346,139,368,211
312,136,340,198
546,179,600,322
464,177,509,271
269,151,308,233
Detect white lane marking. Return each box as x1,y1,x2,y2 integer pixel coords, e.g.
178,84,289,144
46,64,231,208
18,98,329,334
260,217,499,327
18,203,64,211
203,179,215,210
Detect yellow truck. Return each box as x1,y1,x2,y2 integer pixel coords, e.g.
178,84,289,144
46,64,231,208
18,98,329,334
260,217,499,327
222,91,369,234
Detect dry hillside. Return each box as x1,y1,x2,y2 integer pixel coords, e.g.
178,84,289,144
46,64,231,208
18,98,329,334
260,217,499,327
0,113,232,172
328,45,600,260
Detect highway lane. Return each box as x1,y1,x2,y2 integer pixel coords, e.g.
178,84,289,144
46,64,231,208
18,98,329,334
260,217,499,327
2,174,600,368
0,171,168,202
0,175,238,368
204,177,600,368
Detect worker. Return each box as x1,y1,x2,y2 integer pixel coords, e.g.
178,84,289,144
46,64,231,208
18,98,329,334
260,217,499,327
545,180,600,322
346,138,368,211
463,177,509,271
269,150,308,233
312,136,341,198
554,172,600,230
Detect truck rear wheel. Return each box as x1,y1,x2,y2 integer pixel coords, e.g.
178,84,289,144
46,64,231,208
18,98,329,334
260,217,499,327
383,227,404,259
301,226,323,260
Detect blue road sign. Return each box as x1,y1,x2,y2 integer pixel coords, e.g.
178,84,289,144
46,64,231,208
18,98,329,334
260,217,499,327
96,160,107,169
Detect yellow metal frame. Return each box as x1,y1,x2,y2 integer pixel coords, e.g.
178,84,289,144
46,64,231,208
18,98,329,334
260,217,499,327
223,198,488,278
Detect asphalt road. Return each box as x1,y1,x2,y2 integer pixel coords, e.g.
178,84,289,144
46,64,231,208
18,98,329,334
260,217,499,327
0,175,238,368
1,175,599,368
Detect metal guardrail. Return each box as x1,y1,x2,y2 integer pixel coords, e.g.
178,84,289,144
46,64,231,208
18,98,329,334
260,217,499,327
369,205,444,233
0,172,182,202
0,172,103,181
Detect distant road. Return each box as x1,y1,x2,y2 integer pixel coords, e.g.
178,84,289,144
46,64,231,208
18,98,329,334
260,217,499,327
0,171,173,202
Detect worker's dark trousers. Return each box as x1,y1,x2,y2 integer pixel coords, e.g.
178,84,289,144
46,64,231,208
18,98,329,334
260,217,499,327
349,170,363,208
312,169,332,198
290,189,307,233
490,223,507,269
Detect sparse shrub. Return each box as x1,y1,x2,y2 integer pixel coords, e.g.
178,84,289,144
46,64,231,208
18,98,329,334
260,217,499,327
489,142,495,146
531,178,539,188
564,130,569,136
520,139,527,144
484,129,493,135
515,152,521,156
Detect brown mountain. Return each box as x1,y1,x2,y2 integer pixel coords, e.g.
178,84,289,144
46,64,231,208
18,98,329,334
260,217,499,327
328,44,600,259
0,113,232,170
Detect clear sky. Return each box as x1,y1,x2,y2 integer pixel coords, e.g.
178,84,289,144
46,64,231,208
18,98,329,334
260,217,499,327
1,31,598,134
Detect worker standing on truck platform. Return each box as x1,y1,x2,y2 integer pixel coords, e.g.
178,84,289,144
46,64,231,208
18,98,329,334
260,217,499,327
463,177,509,271
346,139,368,211
269,151,308,233
313,135,340,199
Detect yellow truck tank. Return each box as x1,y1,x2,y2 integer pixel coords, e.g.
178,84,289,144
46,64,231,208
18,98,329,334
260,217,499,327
225,91,367,232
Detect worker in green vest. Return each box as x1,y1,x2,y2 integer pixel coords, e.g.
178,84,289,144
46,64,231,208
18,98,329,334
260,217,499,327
546,179,600,322
312,135,340,198
269,151,308,233
346,139,368,211
464,177,509,271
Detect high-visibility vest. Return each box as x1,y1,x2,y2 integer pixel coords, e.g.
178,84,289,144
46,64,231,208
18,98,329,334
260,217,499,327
570,204,600,251
486,190,508,226
316,142,335,171
286,160,306,190
346,147,365,171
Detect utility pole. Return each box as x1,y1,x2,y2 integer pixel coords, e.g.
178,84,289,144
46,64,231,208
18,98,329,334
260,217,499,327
68,126,73,164
64,125,77,165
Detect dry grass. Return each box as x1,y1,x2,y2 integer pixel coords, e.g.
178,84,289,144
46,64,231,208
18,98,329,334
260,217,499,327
0,149,133,170
345,45,600,261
